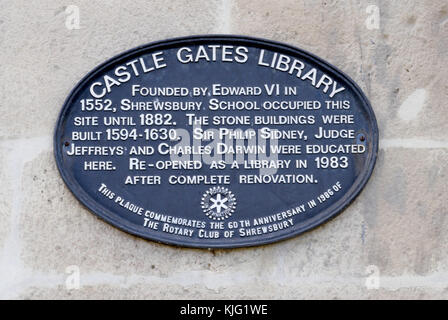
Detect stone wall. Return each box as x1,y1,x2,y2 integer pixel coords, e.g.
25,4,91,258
0,0,447,299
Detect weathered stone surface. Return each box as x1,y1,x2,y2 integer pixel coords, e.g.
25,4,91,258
361,148,448,276
0,0,222,140
18,280,448,300
0,0,447,299
232,0,448,139
14,147,448,298
0,137,51,298
0,145,13,245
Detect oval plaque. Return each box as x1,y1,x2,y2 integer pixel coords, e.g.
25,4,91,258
55,35,378,248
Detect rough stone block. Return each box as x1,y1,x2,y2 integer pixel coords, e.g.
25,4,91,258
0,0,447,299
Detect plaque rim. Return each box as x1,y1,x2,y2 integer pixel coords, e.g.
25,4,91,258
54,34,379,249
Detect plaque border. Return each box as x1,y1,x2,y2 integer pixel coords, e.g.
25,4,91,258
54,35,379,249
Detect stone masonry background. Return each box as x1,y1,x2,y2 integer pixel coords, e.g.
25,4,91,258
0,0,447,299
